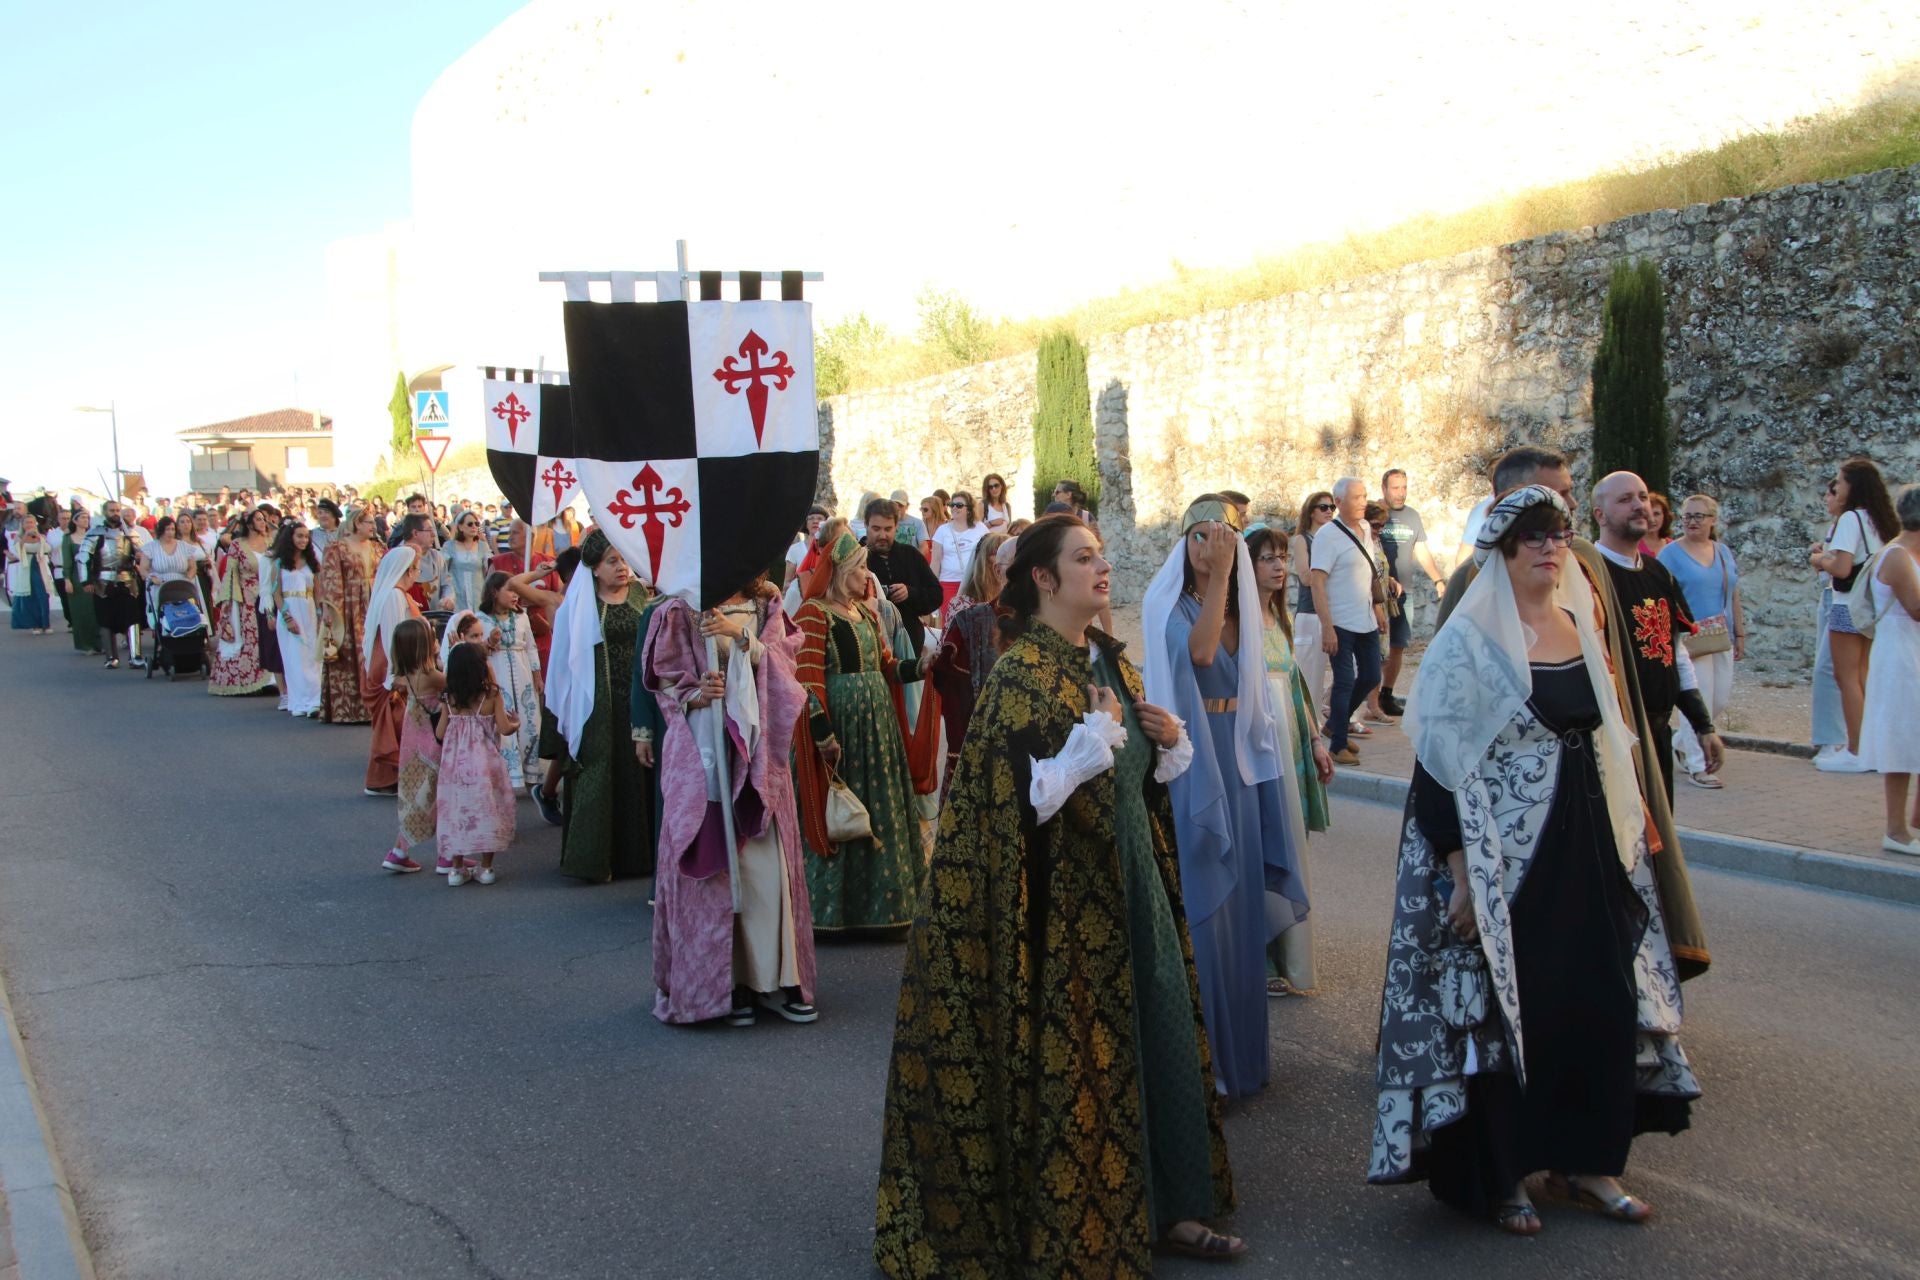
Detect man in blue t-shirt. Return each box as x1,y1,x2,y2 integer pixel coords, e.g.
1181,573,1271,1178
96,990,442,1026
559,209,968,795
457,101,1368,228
1377,468,1449,717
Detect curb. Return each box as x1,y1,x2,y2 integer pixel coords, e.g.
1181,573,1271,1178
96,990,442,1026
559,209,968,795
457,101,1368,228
0,968,95,1280
1723,733,1816,761
1328,769,1920,908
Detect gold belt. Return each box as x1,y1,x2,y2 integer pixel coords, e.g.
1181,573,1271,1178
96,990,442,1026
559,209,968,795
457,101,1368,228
284,590,312,598
1202,697,1238,713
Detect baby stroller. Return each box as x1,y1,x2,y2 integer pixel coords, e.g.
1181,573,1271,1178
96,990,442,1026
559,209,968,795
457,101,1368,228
151,580,208,680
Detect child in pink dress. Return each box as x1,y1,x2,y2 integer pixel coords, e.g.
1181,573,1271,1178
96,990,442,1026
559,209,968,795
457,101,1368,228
436,641,521,886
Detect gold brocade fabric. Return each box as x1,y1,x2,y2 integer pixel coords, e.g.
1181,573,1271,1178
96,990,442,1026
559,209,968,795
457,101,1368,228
874,623,1233,1280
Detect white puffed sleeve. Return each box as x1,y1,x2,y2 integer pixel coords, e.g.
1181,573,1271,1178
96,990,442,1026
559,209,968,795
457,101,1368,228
1028,712,1130,823
1152,718,1195,784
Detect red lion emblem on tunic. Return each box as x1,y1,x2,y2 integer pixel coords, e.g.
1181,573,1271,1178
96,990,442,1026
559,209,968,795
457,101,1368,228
1631,596,1674,666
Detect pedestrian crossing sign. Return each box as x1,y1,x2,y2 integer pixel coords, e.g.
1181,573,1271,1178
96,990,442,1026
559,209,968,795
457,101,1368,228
412,390,449,430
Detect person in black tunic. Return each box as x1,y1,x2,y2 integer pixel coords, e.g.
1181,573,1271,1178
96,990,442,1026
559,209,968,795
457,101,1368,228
859,497,941,652
1591,471,1723,800
1370,486,1699,1235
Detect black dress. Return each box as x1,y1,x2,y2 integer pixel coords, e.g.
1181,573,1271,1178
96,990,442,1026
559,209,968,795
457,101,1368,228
1412,658,1691,1212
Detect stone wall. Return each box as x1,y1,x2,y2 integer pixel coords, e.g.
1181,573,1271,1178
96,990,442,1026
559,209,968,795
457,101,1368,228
820,163,1920,670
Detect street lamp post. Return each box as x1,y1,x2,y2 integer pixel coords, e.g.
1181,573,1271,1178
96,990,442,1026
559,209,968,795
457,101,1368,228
74,403,121,498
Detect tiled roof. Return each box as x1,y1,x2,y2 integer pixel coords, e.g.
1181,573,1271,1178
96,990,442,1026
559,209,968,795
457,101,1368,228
177,408,333,440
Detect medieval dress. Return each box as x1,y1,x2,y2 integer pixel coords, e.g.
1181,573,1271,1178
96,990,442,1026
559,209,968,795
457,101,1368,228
478,609,542,788
794,597,926,930
1371,487,1698,1211
61,530,98,652
276,560,323,717
644,596,817,1023
208,541,275,696
316,536,376,724
1259,618,1330,994
875,622,1232,1279
362,547,423,792
556,586,658,882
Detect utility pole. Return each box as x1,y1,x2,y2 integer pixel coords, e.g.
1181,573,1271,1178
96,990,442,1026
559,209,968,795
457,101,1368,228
75,402,122,497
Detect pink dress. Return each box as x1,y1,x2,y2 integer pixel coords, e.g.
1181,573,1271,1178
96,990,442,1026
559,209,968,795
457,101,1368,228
436,708,516,858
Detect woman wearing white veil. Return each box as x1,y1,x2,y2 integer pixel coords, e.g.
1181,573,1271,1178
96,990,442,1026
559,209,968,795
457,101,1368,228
1143,496,1308,1100
1367,486,1698,1234
359,545,420,796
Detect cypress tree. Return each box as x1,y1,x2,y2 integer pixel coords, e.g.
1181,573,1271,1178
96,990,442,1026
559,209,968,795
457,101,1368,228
1589,258,1673,497
388,372,414,459
1032,330,1098,517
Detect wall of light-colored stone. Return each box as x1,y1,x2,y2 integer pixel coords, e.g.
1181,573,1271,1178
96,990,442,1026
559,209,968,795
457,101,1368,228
820,163,1920,671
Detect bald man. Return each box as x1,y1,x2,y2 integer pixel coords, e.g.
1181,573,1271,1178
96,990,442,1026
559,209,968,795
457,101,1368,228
1435,448,1710,980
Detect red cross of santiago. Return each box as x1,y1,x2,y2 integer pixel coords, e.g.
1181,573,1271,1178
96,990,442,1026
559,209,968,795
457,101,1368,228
540,459,577,512
605,464,691,578
492,392,532,446
712,330,794,445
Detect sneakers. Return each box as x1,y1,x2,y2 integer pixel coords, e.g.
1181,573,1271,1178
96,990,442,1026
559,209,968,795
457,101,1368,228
382,851,423,873
1380,691,1406,717
726,990,756,1026
533,783,563,827
476,867,498,885
1882,834,1920,857
1332,746,1361,766
436,856,479,875
447,865,470,887
1814,749,1871,774
364,784,398,797
1813,744,1845,763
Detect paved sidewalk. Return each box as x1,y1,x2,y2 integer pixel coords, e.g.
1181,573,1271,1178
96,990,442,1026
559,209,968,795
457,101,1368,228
1336,714,1902,858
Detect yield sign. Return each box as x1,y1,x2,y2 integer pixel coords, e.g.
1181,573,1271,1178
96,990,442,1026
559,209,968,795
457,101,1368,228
416,434,452,473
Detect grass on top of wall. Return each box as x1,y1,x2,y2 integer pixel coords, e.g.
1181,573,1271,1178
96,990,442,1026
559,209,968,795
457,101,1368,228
356,440,488,504
820,82,1920,396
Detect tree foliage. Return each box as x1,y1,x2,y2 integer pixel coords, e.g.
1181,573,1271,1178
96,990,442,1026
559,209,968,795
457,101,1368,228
916,287,995,370
815,313,890,398
388,372,413,459
1590,258,1672,498
1032,330,1098,517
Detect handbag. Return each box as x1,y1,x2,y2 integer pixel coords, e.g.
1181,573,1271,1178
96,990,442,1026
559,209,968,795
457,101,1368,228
1844,546,1890,639
1682,545,1734,657
824,772,874,845
1436,942,1489,1030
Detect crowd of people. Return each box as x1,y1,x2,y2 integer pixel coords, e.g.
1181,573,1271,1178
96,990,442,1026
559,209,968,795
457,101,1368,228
4,448,1918,1272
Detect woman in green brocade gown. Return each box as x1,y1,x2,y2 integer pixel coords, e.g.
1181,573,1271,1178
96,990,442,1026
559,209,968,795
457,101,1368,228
555,531,657,883
62,508,100,653
875,516,1246,1278
1247,525,1335,995
793,535,926,931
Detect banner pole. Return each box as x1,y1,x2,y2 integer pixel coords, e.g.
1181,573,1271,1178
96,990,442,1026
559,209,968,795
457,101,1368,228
705,628,744,914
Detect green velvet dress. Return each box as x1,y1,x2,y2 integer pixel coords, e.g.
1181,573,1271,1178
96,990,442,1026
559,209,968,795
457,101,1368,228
875,623,1232,1279
62,535,98,652
803,607,922,930
558,591,657,882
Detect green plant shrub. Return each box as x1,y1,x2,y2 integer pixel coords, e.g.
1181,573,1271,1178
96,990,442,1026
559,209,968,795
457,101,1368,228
388,372,412,458
1031,330,1098,517
1590,258,1673,498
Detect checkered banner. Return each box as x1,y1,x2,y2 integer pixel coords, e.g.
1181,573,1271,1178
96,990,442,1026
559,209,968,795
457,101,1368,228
482,373,579,525
562,298,818,608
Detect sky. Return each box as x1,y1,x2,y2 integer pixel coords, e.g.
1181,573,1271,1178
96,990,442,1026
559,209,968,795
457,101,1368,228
0,0,525,496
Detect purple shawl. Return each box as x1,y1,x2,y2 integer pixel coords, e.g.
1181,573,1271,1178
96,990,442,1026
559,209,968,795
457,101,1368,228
642,597,816,1023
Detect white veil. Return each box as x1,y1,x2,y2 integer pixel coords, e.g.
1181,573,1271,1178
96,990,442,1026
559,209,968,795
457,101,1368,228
361,545,418,685
546,560,604,759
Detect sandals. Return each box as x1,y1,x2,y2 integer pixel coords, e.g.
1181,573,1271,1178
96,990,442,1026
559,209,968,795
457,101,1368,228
1547,1174,1654,1223
1686,771,1724,790
756,989,819,1024
1493,1202,1542,1236
1158,1223,1247,1260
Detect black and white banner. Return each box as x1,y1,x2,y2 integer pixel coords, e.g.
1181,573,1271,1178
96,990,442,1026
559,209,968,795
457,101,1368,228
563,298,817,608
482,375,579,525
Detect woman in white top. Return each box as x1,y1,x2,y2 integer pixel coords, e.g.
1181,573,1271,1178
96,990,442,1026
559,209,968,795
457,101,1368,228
1808,457,1900,767
930,491,986,621
1289,490,1338,727
979,473,1012,531
269,522,324,717
1856,484,1920,855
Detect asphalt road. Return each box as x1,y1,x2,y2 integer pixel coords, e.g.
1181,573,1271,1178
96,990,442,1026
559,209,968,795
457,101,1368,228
1,626,1917,1280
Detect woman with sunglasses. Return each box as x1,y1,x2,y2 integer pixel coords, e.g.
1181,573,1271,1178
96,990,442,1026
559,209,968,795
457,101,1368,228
979,472,1010,531
929,491,985,622
1290,491,1338,727
444,509,489,615
1659,496,1744,788
1372,486,1697,1234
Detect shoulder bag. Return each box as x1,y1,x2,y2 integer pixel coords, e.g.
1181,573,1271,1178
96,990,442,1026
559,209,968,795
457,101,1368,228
1683,546,1734,657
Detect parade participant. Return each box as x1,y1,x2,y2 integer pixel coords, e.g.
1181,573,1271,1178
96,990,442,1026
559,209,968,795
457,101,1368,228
7,514,54,633
476,572,543,790
62,508,99,654
929,533,1015,788
1377,468,1448,716
1370,485,1699,1233
644,577,817,1025
443,508,489,613
1437,446,1713,979
547,530,657,883
434,641,518,887
315,506,378,724
208,507,276,695
1143,496,1307,1099
1247,525,1334,996
861,499,942,650
361,546,423,796
87,501,147,669
269,522,323,718
310,499,342,562
1592,472,1724,802
44,507,71,628
380,618,442,874
875,514,1244,1274
792,532,926,931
